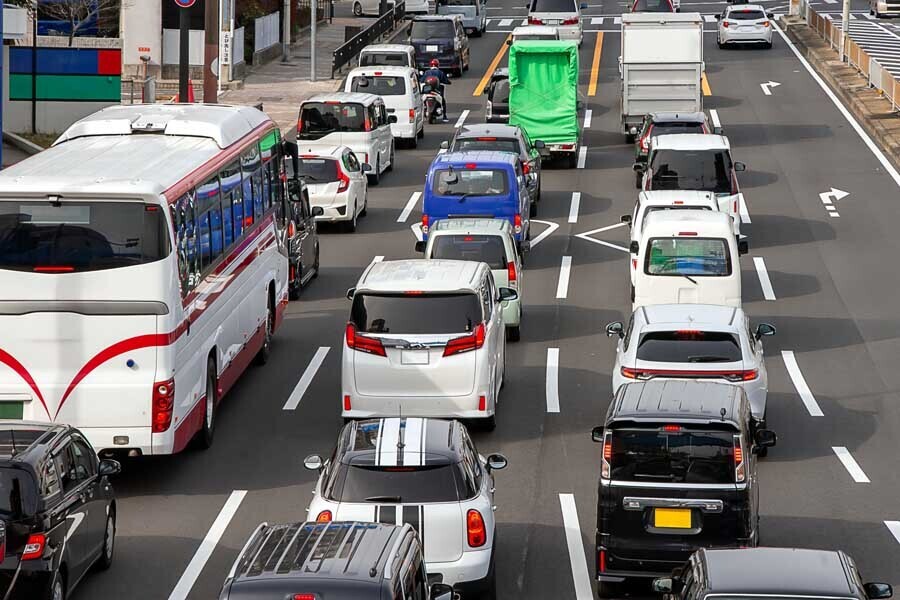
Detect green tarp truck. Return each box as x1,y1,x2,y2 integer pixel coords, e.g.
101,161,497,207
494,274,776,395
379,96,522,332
508,40,580,169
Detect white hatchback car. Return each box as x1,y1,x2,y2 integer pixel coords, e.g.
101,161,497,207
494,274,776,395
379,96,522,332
606,304,776,424
343,260,515,430
527,0,585,45
418,218,525,341
304,418,507,595
297,146,369,232
717,4,774,49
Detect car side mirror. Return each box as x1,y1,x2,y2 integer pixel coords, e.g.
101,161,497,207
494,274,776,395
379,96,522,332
629,126,638,136
346,287,356,300
431,583,455,600
629,241,639,254
303,454,324,471
738,240,749,255
865,583,893,600
652,578,674,594
755,323,776,339
753,429,777,450
361,163,373,172
591,426,605,442
621,214,632,225
715,13,721,19
486,453,508,471
632,163,645,173
734,161,746,172
534,140,546,150
388,115,398,124
767,11,775,19
713,126,724,135
498,287,518,302
311,206,324,217
98,459,122,477
440,140,450,150
576,100,585,111
506,38,513,45
606,321,624,338
415,241,426,253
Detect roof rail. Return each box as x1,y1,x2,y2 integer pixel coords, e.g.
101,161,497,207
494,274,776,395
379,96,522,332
227,522,269,579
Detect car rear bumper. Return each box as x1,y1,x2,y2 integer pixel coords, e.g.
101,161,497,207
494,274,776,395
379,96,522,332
390,121,418,139
342,390,494,419
0,568,54,598
429,546,493,587
721,29,773,43
312,198,354,222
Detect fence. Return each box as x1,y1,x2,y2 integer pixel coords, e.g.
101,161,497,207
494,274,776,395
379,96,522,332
805,6,899,112
233,26,245,66
332,1,406,76
255,12,281,54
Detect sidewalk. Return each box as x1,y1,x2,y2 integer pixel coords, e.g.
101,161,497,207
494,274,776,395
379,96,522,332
220,17,377,134
2,143,29,168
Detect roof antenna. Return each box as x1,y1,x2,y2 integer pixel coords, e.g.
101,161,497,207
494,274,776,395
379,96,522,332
720,407,727,421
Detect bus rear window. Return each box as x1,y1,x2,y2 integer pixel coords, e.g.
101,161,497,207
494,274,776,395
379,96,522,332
298,102,366,139
0,201,169,273
645,237,731,276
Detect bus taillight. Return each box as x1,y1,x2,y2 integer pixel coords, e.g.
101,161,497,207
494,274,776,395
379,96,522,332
152,378,175,433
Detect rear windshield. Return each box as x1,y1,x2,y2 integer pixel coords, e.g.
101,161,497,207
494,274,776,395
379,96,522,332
636,331,743,363
514,33,558,40
351,75,407,96
650,149,733,194
411,21,455,38
351,293,482,335
610,427,737,484
297,158,339,183
0,467,36,518
0,201,169,273
632,0,673,11
330,463,460,503
642,206,712,231
490,80,510,103
431,234,508,269
728,9,766,20
453,137,518,154
650,122,705,136
432,169,510,197
444,0,477,5
299,102,366,139
645,237,732,276
530,0,576,12
360,52,410,67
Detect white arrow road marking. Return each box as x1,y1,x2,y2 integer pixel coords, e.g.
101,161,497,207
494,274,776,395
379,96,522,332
782,351,824,417
887,521,900,545
559,494,594,600
574,222,629,253
529,219,560,249
411,222,424,242
397,191,421,223
372,255,384,264
499,18,513,26
283,347,331,410
819,187,850,204
568,192,581,223
546,348,560,413
832,447,870,483
556,256,572,299
760,80,781,95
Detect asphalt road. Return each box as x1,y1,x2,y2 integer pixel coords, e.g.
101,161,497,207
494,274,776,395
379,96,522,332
77,0,900,598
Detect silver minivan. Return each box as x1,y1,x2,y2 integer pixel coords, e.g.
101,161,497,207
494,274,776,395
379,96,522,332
436,0,488,36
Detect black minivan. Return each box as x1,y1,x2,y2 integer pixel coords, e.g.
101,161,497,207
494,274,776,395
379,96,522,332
591,380,776,596
0,422,120,600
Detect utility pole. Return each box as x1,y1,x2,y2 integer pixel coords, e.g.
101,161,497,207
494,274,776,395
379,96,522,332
282,0,290,62
841,0,850,62
310,0,317,81
1,4,4,168
204,0,219,102
179,5,189,102
31,0,36,133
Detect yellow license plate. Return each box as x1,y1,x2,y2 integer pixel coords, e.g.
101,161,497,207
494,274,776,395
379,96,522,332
654,508,691,528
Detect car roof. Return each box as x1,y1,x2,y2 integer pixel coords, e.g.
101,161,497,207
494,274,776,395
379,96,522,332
361,44,414,52
611,381,747,428
649,111,707,123
435,151,519,167
357,259,486,293
639,190,717,207
338,418,465,465
305,92,382,105
347,66,418,77
298,144,347,159
725,3,767,11
431,218,514,235
639,303,741,327
642,209,733,234
455,123,521,140
700,548,853,596
652,133,730,151
512,25,559,35
0,421,68,465
413,14,461,21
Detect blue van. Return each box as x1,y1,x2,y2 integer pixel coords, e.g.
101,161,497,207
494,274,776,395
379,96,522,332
422,151,532,246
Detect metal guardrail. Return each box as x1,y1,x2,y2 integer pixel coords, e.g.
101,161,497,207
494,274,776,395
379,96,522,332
332,1,407,77
805,6,899,112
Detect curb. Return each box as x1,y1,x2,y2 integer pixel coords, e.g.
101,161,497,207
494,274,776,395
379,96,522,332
3,132,44,155
780,17,900,170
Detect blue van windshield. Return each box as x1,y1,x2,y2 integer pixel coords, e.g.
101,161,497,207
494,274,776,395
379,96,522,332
432,169,509,197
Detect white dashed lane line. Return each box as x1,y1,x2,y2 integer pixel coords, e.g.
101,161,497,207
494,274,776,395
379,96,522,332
577,146,587,169
546,348,560,413
583,109,592,129
831,446,871,483
283,347,331,410
739,194,751,224
753,257,776,301
568,192,581,224
454,109,470,129
556,256,573,299
781,351,825,417
558,494,594,600
397,191,421,223
709,108,722,131
886,521,900,545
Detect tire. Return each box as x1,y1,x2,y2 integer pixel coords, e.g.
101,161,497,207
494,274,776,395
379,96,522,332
312,245,320,279
345,203,358,233
566,152,578,169
478,553,497,600
386,144,394,171
536,181,542,202
598,581,623,598
289,275,301,301
506,325,520,342
46,572,65,600
197,359,217,449
254,293,274,365
481,414,497,432
352,1,362,15
630,284,635,303
369,157,381,186
96,510,115,571
418,124,425,139
764,41,772,49
409,132,418,149
635,170,643,189
360,193,368,217
529,201,537,218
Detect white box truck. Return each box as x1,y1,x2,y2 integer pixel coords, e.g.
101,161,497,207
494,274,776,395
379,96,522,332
619,13,704,141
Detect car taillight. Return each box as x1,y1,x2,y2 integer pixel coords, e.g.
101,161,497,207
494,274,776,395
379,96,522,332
763,20,770,27
513,214,522,234
621,367,642,379
562,16,579,24
601,431,611,478
421,214,429,234
478,395,486,411
364,116,372,132
528,16,543,24
723,20,730,27
631,258,637,270
287,221,296,238
345,322,387,357
733,434,746,482
522,162,531,175
152,377,175,433
409,108,416,122
294,595,317,600
727,369,758,382
22,534,45,561
622,367,758,381
343,395,351,411
599,549,607,573
507,261,517,285
297,118,303,133
337,165,351,193
467,510,486,547
444,323,485,357
316,510,332,522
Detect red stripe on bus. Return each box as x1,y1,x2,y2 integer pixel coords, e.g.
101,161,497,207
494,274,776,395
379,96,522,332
0,349,51,420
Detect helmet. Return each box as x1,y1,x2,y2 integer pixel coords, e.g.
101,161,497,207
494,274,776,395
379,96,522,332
430,59,440,68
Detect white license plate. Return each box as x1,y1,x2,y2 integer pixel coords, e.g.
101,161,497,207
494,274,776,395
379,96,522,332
401,350,429,365
740,25,756,31
546,19,561,24
426,44,439,52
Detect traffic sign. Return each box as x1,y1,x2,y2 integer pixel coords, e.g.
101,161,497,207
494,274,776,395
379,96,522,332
174,0,197,7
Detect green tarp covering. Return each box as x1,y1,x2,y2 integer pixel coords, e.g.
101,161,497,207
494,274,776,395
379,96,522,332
508,41,580,146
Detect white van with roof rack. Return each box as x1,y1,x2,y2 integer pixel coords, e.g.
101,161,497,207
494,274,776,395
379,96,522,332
344,66,425,147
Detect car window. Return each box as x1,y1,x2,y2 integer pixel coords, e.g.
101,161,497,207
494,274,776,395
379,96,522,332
642,206,713,232
0,467,37,518
430,234,508,269
351,293,483,334
632,0,674,11
622,316,636,352
410,20,456,38
40,457,62,500
463,432,483,491
351,75,407,96
651,122,706,136
298,158,339,183
481,277,493,319
54,445,80,494
71,438,97,480
360,52,409,67
433,169,509,196
645,237,732,277
298,102,366,139
453,136,518,154
636,330,743,363
347,152,361,172
650,149,733,194
727,8,766,19
609,426,738,483
330,463,460,502
530,0,577,12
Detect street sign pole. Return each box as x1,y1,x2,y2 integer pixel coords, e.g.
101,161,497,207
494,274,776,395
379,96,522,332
311,0,317,82
175,0,197,102
204,0,219,102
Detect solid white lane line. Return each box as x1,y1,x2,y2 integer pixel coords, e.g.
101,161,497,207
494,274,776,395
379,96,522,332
569,192,581,223
556,256,572,299
584,109,592,129
781,351,825,417
397,191,421,223
455,110,469,129
886,521,900,544
168,491,248,600
577,146,587,169
283,347,331,410
529,219,560,249
832,447,870,483
499,18,513,26
753,257,776,301
546,348,560,413
558,494,594,600
709,108,722,131
739,194,751,224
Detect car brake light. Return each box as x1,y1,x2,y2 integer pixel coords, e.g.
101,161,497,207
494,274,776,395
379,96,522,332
621,367,640,379
409,108,416,122
599,549,607,573
522,162,531,175
467,510,487,547
294,595,317,600
345,323,387,357
316,510,332,522
374,71,383,76
601,431,612,478
678,231,698,236
478,395,486,411
632,258,637,270
364,116,372,132
444,323,485,357
662,424,682,432
723,20,730,27
763,20,770,27
476,137,497,141
421,214,429,234
22,534,45,560
363,153,369,166
528,16,543,24
152,377,175,433
734,434,746,482
287,221,296,238
465,163,477,169
562,16,579,24
337,164,351,193
734,199,738,213
507,261,517,284
514,214,522,234
344,395,351,411
34,265,74,273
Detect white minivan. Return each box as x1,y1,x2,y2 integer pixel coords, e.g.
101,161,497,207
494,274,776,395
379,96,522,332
344,66,425,148
632,210,746,309
358,44,417,68
527,0,586,45
297,92,395,185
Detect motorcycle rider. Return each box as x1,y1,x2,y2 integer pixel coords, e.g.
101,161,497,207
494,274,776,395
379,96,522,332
420,59,451,122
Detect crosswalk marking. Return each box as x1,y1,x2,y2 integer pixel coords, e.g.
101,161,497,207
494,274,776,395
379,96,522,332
703,14,717,22
591,16,604,24
499,18,513,26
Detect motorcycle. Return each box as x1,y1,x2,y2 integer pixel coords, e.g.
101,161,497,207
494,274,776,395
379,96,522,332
421,76,444,124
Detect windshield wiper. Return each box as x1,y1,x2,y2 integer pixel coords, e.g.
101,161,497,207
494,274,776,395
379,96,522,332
364,495,402,503
688,355,731,363
682,274,698,285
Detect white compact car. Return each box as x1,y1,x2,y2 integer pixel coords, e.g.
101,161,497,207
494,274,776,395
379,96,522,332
343,260,516,430
607,304,776,423
344,66,425,147
418,218,525,341
304,418,508,595
717,4,774,49
297,146,369,232
527,0,585,45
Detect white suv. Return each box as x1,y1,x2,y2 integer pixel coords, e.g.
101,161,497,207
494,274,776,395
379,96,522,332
342,260,515,430
304,418,507,597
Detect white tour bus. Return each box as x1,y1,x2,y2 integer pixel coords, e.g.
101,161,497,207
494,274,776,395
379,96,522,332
0,104,291,455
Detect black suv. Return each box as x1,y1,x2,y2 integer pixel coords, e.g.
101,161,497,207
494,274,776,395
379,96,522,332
0,422,120,600
653,547,892,600
218,521,454,600
284,141,323,300
591,380,776,596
